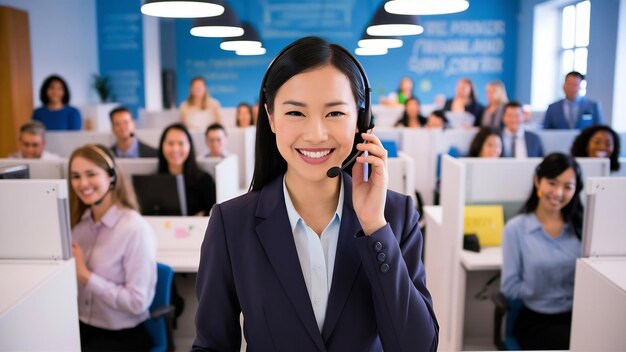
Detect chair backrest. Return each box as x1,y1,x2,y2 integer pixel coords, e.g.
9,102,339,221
145,262,174,352
504,298,523,350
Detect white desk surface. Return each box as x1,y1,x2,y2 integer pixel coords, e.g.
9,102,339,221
582,257,626,291
460,246,502,271
157,250,200,273
424,206,442,224
0,260,70,316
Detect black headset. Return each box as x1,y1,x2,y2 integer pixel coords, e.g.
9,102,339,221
88,144,117,187
259,37,375,134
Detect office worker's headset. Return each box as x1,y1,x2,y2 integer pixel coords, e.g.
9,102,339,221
259,37,376,178
86,144,117,205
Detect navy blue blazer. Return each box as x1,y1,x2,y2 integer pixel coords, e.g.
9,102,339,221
543,97,603,129
193,173,438,351
524,131,544,157
110,139,158,158
503,131,544,158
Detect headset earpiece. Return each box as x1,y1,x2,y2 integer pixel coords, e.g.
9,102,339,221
88,145,117,187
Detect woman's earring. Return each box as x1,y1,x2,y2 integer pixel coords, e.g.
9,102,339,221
537,189,542,198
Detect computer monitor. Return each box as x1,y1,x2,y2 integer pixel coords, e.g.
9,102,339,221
132,174,188,216
0,164,30,179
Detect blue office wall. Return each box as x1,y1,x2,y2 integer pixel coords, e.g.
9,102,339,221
96,0,145,116
174,0,519,107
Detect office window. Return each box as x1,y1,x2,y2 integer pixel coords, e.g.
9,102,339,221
560,0,590,96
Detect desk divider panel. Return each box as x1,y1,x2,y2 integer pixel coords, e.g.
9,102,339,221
425,155,465,352
0,180,71,260
45,131,114,157
0,159,65,179
582,177,626,257
213,154,240,203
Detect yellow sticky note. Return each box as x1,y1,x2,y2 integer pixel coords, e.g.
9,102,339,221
464,205,504,247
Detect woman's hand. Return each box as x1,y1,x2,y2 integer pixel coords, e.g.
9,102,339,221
72,242,92,285
352,132,388,236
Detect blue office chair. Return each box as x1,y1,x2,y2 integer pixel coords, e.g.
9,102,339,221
492,292,522,350
145,262,175,352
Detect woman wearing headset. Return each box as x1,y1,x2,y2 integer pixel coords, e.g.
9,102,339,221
69,145,157,351
193,37,438,351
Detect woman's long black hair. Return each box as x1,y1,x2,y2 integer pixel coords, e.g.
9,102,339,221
157,123,204,183
521,152,584,239
468,127,502,157
570,124,621,172
250,36,368,191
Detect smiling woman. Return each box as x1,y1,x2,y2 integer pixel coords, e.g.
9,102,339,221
193,36,439,352
501,152,584,350
67,144,156,351
156,123,216,216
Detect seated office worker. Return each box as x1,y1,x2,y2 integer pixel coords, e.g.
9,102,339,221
193,36,438,352
502,101,544,158
468,126,503,158
8,120,61,159
570,124,621,172
501,153,583,350
157,123,216,216
543,71,603,129
68,144,157,351
204,123,228,158
109,106,158,158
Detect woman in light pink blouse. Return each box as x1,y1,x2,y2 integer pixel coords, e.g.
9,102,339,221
68,144,156,351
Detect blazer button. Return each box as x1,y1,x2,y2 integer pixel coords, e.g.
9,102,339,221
380,263,390,273
377,252,386,263
373,241,383,252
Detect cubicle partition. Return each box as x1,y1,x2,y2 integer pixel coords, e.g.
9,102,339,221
570,177,626,351
45,131,114,157
0,159,66,179
424,156,610,351
138,108,238,129
116,156,239,204
0,180,80,350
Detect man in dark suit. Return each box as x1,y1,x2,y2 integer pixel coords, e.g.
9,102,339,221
502,101,544,158
109,106,158,158
543,71,603,129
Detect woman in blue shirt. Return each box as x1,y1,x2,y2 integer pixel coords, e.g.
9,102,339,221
32,74,82,130
501,152,584,350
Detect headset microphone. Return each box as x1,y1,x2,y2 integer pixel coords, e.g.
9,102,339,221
92,183,114,206
87,145,117,207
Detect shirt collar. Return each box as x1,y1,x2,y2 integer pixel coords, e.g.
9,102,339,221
504,127,524,138
117,137,139,157
282,175,344,233
80,204,123,228
526,212,572,235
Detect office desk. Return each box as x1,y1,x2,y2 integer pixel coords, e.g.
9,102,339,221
145,216,208,273
570,257,626,351
424,206,502,350
0,259,80,351
460,247,502,271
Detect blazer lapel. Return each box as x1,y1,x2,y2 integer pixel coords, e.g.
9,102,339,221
255,176,326,351
322,174,363,342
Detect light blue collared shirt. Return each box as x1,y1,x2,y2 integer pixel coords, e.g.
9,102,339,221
115,137,140,158
283,176,343,332
501,212,581,314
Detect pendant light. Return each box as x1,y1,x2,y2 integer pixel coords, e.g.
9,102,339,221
366,3,423,36
220,22,262,51
236,47,267,56
355,46,388,56
141,0,224,18
190,2,243,38
358,31,403,49
385,0,470,15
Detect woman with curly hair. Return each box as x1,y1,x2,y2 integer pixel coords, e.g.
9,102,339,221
570,125,621,172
